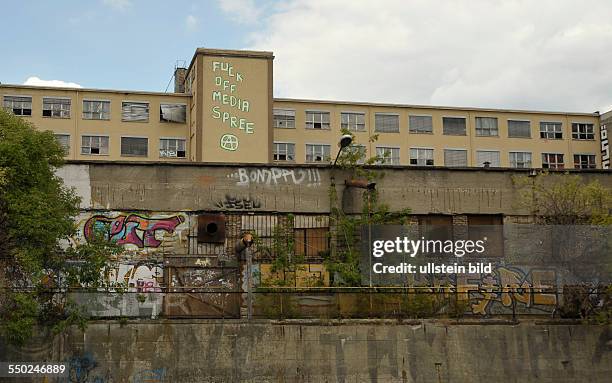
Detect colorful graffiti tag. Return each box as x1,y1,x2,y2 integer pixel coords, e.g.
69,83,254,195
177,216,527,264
83,213,185,248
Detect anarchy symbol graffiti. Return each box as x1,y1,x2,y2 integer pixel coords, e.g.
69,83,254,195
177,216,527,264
220,134,239,151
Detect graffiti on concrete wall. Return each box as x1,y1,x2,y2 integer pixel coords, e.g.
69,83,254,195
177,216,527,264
84,213,185,248
216,194,261,210
228,167,321,187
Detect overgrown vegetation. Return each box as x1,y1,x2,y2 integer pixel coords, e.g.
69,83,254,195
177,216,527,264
0,109,120,345
326,128,412,285
513,172,612,224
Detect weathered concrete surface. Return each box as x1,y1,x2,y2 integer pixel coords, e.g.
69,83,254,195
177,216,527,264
60,161,612,215
1,320,610,382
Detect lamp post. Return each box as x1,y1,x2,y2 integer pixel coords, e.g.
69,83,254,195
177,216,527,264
333,134,353,166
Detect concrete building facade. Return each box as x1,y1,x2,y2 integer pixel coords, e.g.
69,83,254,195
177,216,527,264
1,48,609,169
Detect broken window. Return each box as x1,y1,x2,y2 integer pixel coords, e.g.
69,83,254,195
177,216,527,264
160,103,186,123
83,100,110,120
81,135,109,155
3,95,32,116
159,138,186,158
43,97,71,118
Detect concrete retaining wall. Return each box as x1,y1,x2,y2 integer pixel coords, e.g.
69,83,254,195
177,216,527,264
1,320,610,382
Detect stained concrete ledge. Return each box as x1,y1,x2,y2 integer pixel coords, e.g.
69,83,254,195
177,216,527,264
1,319,610,382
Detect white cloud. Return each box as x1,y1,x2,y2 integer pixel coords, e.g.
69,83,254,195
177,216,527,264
102,0,131,11
186,14,198,31
247,0,612,112
23,77,82,88
218,0,262,25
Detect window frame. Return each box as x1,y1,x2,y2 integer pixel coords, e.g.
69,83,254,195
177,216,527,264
340,111,366,132
374,113,400,133
120,136,149,157
3,95,32,116
442,116,467,136
573,153,596,169
121,100,150,122
443,148,468,167
475,150,501,167
80,134,110,156
475,117,499,137
539,121,563,140
159,137,187,158
305,110,331,130
571,122,595,140
375,146,401,165
54,133,71,155
409,114,433,134
42,97,71,119
305,143,331,163
409,147,434,166
541,152,565,169
160,103,187,123
273,109,296,129
507,119,531,138
82,99,111,120
273,141,296,162
509,151,533,168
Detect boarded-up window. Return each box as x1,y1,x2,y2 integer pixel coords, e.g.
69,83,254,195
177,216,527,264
294,215,329,258
444,149,467,167
83,100,110,120
121,137,148,157
375,113,399,133
468,215,503,257
160,103,186,123
122,101,149,122
418,216,453,252
508,120,531,138
443,117,466,135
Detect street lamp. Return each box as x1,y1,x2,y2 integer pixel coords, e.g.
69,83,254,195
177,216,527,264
333,134,353,166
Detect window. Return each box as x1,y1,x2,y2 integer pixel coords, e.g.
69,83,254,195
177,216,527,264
409,148,434,166
475,117,498,136
476,150,500,167
3,95,32,116
509,152,532,168
341,112,365,132
443,117,466,135
574,154,596,169
305,144,330,162
160,103,186,123
294,215,330,258
542,153,564,169
375,113,399,133
444,149,468,167
418,215,453,245
159,138,186,158
305,111,330,130
273,109,295,129
273,142,295,162
376,146,400,165
347,144,367,164
121,137,148,157
572,123,595,140
122,101,149,122
508,120,531,138
81,135,109,155
83,100,110,120
54,134,70,154
409,115,433,134
468,215,503,257
540,122,563,139
43,97,70,118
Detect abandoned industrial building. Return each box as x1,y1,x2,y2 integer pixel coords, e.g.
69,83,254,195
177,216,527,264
1,48,610,169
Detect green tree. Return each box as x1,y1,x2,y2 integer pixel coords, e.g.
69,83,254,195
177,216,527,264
0,109,119,345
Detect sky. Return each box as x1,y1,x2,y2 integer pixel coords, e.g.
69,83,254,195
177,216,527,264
1,0,611,113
